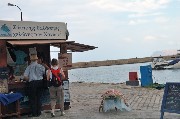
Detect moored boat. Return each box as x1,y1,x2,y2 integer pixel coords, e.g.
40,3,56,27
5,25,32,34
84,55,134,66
164,50,180,69
150,57,169,70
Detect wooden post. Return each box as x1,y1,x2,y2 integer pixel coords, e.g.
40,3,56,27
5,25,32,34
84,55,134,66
60,43,68,79
0,40,7,67
60,43,71,110
0,40,8,93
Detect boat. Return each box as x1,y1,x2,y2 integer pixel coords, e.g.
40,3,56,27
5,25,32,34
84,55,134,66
150,50,180,70
150,57,169,70
164,59,180,69
164,50,180,69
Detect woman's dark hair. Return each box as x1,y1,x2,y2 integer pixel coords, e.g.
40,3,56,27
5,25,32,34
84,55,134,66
37,52,44,62
51,58,58,66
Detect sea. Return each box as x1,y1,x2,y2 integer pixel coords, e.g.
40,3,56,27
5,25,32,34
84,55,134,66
68,62,180,84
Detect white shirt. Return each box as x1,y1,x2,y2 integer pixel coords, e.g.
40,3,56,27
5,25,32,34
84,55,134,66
24,61,45,82
46,66,63,79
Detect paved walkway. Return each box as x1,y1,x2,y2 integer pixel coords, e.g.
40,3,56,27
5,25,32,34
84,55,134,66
19,82,179,119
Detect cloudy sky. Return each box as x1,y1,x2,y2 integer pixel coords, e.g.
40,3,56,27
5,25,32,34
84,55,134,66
1,0,180,62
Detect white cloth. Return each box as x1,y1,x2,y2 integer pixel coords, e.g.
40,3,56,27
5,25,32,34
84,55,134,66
103,98,131,112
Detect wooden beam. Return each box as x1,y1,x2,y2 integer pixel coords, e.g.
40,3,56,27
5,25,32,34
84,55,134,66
0,40,7,67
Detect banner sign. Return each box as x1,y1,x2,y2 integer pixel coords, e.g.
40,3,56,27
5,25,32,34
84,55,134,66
160,82,180,119
0,20,67,39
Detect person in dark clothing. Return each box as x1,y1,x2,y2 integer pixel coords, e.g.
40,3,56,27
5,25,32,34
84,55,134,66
23,54,45,117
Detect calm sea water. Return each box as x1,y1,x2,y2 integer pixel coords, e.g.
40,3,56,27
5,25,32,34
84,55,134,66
68,62,180,84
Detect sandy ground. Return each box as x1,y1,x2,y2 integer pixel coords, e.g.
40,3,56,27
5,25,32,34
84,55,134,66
21,82,179,119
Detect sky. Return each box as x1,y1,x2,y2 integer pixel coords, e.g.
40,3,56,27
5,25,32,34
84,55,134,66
1,0,180,63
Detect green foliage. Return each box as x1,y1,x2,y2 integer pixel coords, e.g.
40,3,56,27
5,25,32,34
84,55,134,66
146,83,165,90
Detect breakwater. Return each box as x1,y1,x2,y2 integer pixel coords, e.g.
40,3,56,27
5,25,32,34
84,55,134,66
72,55,176,69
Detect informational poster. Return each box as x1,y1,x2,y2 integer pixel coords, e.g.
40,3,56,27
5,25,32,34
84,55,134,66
63,80,69,90
0,80,8,93
64,90,70,102
58,53,72,68
0,67,9,93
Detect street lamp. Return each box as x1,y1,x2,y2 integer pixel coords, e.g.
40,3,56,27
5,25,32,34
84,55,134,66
8,3,23,21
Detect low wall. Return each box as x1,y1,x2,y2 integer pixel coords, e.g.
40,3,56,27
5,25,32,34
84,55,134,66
72,55,176,69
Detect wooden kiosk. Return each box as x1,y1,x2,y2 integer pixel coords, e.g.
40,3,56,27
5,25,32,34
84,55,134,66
0,20,97,118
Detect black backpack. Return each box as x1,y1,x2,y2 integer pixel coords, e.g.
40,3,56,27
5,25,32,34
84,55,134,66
50,68,62,87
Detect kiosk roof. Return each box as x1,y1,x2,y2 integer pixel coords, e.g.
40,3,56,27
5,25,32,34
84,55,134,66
8,40,97,52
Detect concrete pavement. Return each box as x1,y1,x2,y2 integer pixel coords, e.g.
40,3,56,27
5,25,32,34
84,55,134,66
19,82,179,119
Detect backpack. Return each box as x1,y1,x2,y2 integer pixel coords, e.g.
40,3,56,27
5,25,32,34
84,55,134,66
50,68,62,87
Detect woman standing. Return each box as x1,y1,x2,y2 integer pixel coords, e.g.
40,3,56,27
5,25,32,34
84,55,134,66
46,58,66,117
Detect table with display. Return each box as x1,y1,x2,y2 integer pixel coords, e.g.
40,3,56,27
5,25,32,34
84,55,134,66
0,92,22,119
8,80,70,114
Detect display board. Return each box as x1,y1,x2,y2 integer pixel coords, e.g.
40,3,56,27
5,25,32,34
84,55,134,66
63,80,70,103
160,82,180,119
0,67,9,80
